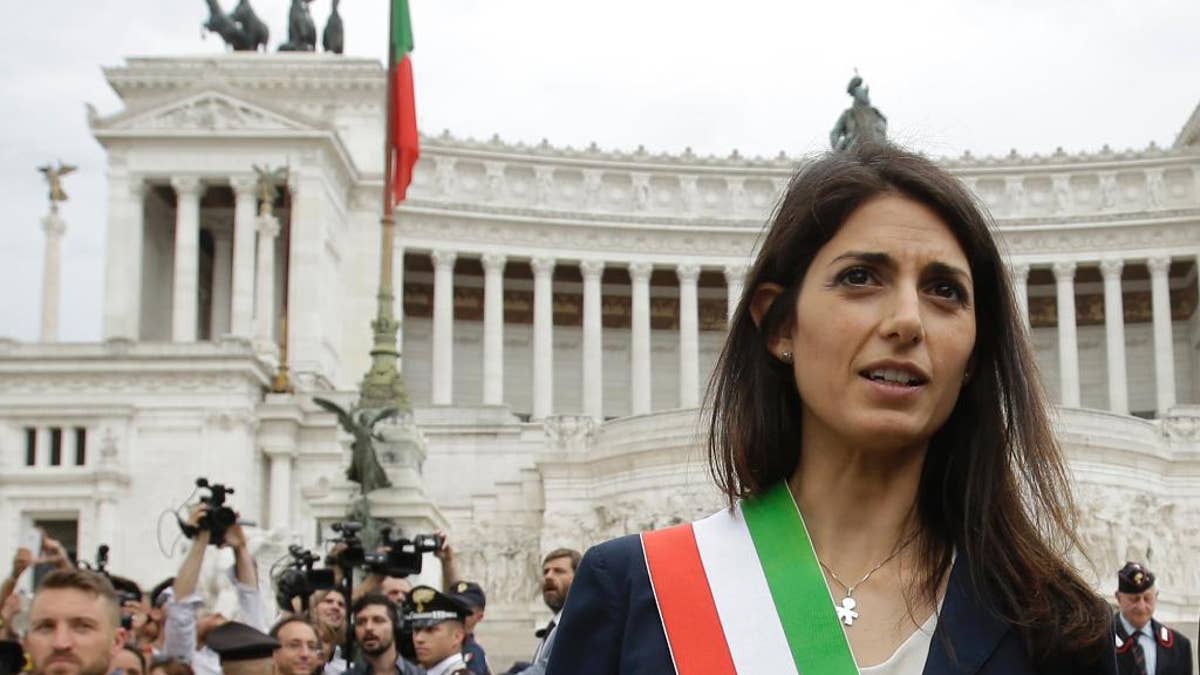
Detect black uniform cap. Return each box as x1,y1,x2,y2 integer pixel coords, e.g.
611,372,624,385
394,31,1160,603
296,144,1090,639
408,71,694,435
1117,561,1156,594
447,580,486,610
0,641,24,675
206,621,280,662
404,585,471,629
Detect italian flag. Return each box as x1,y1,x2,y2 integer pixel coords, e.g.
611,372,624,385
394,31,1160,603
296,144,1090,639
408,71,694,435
388,0,419,205
642,483,859,674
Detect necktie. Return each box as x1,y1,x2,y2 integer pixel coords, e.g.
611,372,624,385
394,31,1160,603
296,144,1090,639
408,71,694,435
1129,633,1147,675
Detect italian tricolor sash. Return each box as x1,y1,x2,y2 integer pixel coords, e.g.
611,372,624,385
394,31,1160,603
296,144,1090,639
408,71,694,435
641,482,859,674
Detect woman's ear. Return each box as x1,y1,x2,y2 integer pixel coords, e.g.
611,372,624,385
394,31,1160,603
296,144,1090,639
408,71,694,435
748,282,783,328
749,282,793,360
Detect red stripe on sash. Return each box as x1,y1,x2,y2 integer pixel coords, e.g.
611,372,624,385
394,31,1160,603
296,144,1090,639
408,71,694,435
642,524,737,675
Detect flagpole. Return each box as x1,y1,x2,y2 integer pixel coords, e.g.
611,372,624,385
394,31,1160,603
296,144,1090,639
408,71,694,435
358,0,411,413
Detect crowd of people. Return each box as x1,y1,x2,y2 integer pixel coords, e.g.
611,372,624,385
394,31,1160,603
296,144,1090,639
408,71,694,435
0,506,579,675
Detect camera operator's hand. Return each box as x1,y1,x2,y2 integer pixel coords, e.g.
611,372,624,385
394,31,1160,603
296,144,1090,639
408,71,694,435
434,530,460,588
223,514,247,550
39,537,72,570
433,530,454,563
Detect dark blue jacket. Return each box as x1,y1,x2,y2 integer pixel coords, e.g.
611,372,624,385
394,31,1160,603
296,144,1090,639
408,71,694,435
545,533,1117,675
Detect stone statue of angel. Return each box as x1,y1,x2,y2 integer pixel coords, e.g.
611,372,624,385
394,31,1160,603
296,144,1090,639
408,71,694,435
38,161,77,204
252,164,289,213
313,397,397,495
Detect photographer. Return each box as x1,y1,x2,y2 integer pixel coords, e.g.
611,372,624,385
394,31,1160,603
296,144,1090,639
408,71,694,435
161,503,266,675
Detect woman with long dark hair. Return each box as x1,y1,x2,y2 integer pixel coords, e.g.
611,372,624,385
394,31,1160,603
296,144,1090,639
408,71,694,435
545,142,1115,674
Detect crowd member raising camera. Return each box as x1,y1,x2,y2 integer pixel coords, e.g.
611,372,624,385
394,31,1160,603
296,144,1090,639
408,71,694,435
161,504,266,675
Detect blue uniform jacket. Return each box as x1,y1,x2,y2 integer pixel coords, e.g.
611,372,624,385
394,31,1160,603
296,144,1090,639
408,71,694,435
545,533,1117,675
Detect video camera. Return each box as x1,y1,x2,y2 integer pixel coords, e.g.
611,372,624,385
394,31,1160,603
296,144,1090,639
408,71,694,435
327,521,441,579
177,478,238,547
274,545,337,613
89,545,142,630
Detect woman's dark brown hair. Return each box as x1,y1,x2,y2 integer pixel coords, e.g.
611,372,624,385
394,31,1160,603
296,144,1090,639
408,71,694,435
706,142,1109,663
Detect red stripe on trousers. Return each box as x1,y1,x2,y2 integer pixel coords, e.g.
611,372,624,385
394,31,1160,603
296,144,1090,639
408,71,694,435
642,524,737,675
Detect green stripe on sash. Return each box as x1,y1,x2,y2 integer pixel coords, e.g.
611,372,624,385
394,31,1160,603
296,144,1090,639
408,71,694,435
741,482,860,674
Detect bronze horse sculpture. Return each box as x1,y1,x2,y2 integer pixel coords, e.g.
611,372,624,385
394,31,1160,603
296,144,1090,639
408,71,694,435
278,0,317,52
201,0,269,51
323,0,344,54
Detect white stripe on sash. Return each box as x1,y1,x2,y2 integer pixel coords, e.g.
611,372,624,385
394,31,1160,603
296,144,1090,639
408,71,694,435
692,505,800,674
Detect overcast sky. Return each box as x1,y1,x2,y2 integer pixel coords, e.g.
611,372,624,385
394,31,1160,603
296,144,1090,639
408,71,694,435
2,0,1197,342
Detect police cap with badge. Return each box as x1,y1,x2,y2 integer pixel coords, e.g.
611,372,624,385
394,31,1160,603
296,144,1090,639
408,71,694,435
405,585,471,628
1117,561,1155,594
447,580,486,611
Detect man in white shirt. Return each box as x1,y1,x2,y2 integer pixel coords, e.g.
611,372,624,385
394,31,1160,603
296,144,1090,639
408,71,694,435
161,505,267,675
1113,561,1193,675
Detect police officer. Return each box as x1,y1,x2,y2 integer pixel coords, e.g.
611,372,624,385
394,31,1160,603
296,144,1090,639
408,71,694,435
447,581,489,675
404,586,471,675
205,621,280,675
1113,562,1193,675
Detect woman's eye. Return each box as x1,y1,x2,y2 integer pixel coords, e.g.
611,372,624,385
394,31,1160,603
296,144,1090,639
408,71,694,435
838,267,873,286
930,281,966,302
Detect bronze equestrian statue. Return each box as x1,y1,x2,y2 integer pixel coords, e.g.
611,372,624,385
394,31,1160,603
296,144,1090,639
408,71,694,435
323,0,344,55
278,0,317,52
201,0,269,51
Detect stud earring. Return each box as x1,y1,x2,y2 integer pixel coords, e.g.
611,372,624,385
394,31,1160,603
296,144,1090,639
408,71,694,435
781,350,794,364
963,370,971,383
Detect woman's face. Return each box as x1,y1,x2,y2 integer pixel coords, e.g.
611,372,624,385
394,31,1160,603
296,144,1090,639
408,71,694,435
781,193,976,454
316,591,346,625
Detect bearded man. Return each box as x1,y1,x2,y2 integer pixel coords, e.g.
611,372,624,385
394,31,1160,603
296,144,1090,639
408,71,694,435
24,569,125,675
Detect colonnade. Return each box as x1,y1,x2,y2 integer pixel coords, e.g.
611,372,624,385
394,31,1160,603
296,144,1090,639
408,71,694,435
113,176,281,347
416,249,1195,420
1011,254,1191,417
417,249,749,420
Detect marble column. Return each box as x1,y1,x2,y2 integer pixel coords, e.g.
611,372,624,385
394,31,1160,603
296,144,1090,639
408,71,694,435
531,257,556,419
481,253,507,406
1099,258,1128,415
581,260,605,420
253,211,281,353
210,229,233,337
40,209,67,342
1010,262,1030,330
431,250,457,406
724,264,746,324
265,447,294,531
1052,261,1080,407
677,263,701,408
171,177,203,342
630,262,653,415
102,177,146,341
229,176,257,338
1148,256,1176,414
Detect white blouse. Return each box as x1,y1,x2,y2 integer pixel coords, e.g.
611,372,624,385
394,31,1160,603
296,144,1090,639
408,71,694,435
858,609,939,675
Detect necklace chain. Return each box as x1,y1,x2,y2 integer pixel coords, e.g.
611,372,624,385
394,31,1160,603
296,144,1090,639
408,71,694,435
818,531,918,598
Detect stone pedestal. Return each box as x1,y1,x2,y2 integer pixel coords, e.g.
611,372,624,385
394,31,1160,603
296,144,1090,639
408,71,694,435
40,209,67,342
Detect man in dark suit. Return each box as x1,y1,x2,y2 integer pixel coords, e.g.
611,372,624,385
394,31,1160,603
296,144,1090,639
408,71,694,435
1113,562,1193,675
